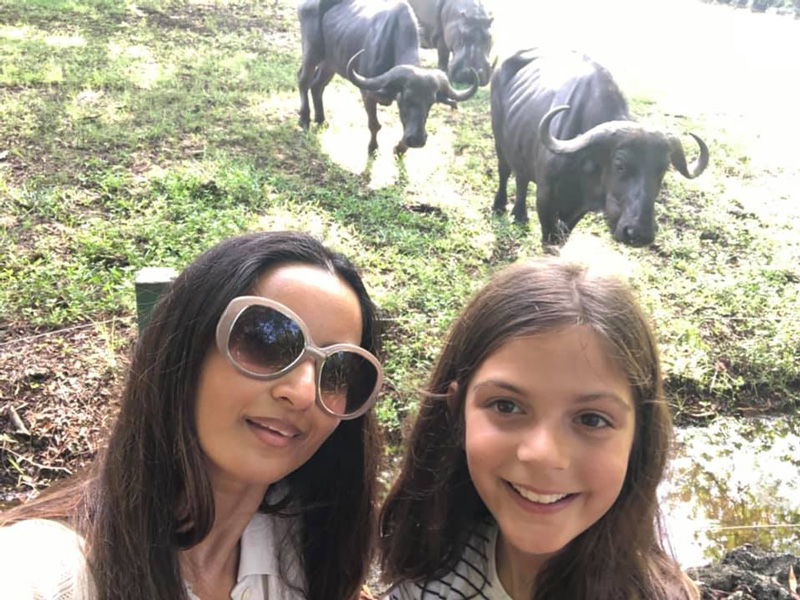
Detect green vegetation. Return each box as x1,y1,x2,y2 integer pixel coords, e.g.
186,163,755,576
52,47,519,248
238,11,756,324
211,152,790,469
0,0,798,489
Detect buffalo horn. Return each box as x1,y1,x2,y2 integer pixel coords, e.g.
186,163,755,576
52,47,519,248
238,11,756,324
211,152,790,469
539,105,639,155
438,69,479,102
347,50,415,92
668,133,709,179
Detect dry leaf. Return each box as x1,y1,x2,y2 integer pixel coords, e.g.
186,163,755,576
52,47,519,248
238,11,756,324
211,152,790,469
789,564,797,594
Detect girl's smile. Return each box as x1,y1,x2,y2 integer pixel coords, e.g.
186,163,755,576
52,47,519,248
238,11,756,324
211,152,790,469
506,482,577,513
463,325,636,573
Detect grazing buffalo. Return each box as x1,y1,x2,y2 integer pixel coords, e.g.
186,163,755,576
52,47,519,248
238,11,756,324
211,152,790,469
491,49,709,247
407,0,493,86
297,0,478,155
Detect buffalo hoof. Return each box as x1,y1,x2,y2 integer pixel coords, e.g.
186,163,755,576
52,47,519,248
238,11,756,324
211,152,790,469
542,243,560,256
394,141,408,156
298,116,310,131
368,143,378,156
512,213,529,226
492,196,507,215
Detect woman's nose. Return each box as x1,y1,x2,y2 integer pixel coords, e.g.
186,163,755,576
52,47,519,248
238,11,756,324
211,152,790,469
270,358,317,411
516,423,570,470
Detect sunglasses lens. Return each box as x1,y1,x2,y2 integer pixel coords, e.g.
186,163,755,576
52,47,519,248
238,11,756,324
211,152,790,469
319,351,379,416
228,305,305,375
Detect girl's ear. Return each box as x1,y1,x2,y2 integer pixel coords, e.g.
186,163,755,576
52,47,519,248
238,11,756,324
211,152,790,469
446,381,459,415
446,381,466,448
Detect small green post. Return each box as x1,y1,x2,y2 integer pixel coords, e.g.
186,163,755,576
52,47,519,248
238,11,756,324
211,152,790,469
134,267,177,337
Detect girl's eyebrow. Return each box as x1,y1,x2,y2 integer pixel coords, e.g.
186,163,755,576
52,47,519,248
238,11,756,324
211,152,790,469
471,379,524,395
575,393,633,412
471,380,633,412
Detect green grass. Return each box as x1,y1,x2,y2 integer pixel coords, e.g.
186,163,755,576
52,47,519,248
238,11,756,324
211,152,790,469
1,0,798,444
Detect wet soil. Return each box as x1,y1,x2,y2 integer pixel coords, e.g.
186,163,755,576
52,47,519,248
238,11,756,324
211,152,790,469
689,545,800,599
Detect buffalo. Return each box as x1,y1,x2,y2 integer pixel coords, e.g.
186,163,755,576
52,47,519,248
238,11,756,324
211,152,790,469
407,0,493,86
297,0,478,155
491,49,709,247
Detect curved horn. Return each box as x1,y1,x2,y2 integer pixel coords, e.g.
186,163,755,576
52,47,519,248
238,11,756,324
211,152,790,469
347,50,415,92
538,105,641,155
668,133,709,179
438,68,479,102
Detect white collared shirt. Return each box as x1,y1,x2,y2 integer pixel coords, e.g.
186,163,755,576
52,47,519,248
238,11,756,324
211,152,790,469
190,511,306,600
0,512,306,600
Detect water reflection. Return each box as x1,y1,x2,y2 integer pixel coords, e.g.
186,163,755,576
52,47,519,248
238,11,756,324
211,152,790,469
660,417,800,567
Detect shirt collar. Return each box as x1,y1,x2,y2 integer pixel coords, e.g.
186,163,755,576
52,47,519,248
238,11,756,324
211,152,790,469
236,512,281,581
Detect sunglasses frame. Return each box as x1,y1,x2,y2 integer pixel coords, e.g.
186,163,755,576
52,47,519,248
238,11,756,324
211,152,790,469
215,296,383,420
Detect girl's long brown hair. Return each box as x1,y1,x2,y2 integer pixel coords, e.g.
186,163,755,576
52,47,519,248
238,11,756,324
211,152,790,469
2,231,382,600
379,258,697,599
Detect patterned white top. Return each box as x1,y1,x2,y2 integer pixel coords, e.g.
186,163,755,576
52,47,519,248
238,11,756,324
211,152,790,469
385,522,512,600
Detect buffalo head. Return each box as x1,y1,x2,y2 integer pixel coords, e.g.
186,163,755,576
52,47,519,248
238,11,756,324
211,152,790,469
448,11,493,87
347,51,478,151
539,105,709,247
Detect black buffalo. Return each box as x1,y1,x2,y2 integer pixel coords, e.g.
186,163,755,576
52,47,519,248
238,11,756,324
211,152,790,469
407,0,493,86
297,0,478,155
491,49,709,247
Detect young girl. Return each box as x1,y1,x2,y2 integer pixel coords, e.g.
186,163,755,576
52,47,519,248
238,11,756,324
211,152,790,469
0,231,384,600
379,258,697,600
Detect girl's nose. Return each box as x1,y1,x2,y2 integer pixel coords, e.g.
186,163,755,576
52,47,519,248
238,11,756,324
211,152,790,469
516,423,570,470
271,358,317,411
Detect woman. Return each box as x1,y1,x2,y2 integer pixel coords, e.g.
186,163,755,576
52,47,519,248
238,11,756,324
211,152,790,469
1,231,384,600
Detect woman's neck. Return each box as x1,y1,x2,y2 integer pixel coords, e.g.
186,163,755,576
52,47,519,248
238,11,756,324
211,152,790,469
495,534,548,600
179,480,268,599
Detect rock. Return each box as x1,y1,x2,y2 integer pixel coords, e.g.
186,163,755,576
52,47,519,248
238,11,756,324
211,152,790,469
688,545,800,600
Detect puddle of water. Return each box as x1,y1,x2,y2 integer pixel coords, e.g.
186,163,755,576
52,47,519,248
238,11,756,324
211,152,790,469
660,416,800,567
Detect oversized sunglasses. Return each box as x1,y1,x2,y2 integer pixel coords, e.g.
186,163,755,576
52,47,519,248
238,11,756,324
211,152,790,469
215,296,383,419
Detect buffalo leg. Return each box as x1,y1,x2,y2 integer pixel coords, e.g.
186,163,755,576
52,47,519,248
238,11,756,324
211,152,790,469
436,38,450,72
310,66,335,125
535,185,563,246
493,153,511,215
298,62,317,129
563,210,588,237
511,177,530,224
363,94,381,155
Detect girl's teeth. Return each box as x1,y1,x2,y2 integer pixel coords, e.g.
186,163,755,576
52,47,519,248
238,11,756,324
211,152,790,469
511,484,569,504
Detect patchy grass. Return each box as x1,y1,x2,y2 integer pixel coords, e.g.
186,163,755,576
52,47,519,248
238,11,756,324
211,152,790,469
1,0,798,496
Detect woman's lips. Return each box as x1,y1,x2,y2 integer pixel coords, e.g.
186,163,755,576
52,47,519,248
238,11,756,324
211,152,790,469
246,417,301,448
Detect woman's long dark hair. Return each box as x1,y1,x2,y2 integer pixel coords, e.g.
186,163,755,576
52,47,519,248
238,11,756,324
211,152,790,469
379,258,697,600
2,231,382,600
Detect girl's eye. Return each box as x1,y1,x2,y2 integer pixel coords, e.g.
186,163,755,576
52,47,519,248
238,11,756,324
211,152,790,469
489,399,521,414
576,413,611,429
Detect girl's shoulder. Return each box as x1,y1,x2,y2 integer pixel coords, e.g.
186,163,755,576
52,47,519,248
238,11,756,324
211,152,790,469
385,521,509,600
0,518,93,599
